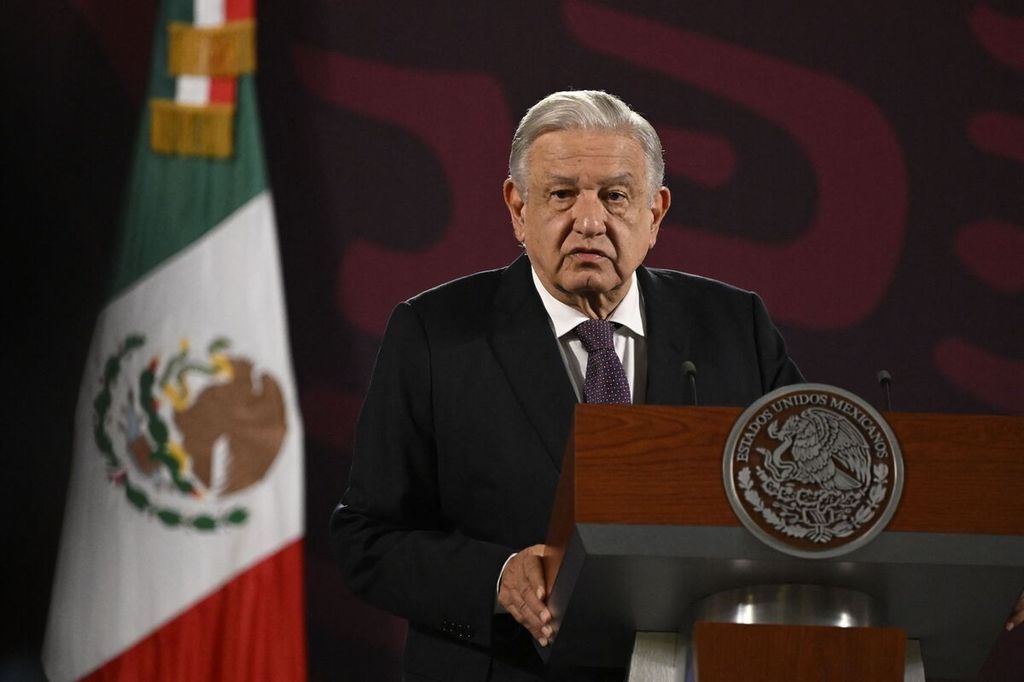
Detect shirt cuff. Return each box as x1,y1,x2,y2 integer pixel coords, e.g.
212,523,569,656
493,552,517,614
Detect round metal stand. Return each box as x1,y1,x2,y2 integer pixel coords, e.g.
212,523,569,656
692,584,885,628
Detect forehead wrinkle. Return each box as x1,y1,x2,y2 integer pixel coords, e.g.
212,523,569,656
542,174,578,186
602,173,640,188
539,172,640,187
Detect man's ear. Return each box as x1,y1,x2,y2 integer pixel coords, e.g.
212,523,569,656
648,186,671,248
503,178,527,243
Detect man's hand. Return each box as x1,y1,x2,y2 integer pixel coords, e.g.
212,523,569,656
498,544,554,646
1006,591,1024,631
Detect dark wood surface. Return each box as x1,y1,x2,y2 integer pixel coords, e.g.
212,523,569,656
693,621,905,682
561,405,1024,533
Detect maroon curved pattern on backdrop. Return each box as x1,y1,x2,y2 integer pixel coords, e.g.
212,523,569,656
564,0,908,330
941,5,1024,412
956,220,1024,294
292,45,518,336
933,338,1024,414
959,112,1024,292
659,128,737,188
969,4,1024,71
968,111,1024,163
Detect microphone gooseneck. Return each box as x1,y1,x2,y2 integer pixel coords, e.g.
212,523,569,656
877,369,893,411
683,361,699,406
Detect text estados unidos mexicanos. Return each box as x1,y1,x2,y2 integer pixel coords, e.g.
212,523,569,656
734,393,890,462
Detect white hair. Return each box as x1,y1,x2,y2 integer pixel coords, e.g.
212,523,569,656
508,90,665,201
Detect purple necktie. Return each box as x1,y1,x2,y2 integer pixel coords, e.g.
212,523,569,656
575,319,631,404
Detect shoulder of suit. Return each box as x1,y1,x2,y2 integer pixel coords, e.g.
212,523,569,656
406,266,505,309
395,264,512,339
640,265,755,301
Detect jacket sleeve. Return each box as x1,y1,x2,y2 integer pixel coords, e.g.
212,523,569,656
750,292,805,391
330,302,513,648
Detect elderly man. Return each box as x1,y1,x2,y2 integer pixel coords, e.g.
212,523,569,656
331,90,804,680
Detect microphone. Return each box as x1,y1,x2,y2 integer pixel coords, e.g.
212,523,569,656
877,370,893,411
682,361,699,406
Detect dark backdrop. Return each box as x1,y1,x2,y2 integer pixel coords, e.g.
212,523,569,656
5,1,1022,680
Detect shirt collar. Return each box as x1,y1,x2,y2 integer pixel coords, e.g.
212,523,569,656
530,267,645,339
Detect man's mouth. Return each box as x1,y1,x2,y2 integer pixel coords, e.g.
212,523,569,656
568,248,608,262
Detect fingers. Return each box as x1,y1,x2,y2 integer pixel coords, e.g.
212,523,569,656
1006,590,1024,631
498,544,554,646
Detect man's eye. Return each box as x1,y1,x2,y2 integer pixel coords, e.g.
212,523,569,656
551,190,574,200
605,191,628,202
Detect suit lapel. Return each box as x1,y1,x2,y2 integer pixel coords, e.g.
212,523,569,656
639,266,693,406
487,261,694,466
488,256,577,471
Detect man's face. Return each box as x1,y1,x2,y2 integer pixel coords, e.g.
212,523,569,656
504,129,670,317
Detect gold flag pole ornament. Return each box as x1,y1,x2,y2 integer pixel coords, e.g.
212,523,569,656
150,19,255,158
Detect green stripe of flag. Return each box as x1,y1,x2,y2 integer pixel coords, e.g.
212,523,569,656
109,0,266,298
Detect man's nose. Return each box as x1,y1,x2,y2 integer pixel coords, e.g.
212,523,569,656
572,193,606,236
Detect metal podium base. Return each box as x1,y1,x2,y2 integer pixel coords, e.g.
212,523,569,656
626,632,689,682
625,585,925,682
693,584,884,627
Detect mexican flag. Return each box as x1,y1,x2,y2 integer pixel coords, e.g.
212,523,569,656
42,0,306,679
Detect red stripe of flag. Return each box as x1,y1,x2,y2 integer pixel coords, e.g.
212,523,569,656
226,0,252,20
208,0,251,105
81,540,306,681
209,78,237,105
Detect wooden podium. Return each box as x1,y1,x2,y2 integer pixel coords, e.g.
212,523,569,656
539,405,1024,680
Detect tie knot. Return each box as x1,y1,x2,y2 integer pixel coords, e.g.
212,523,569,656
576,319,616,352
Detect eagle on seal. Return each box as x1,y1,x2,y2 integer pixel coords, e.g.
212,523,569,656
759,408,871,491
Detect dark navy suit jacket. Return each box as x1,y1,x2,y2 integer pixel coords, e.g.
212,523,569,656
330,255,802,681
